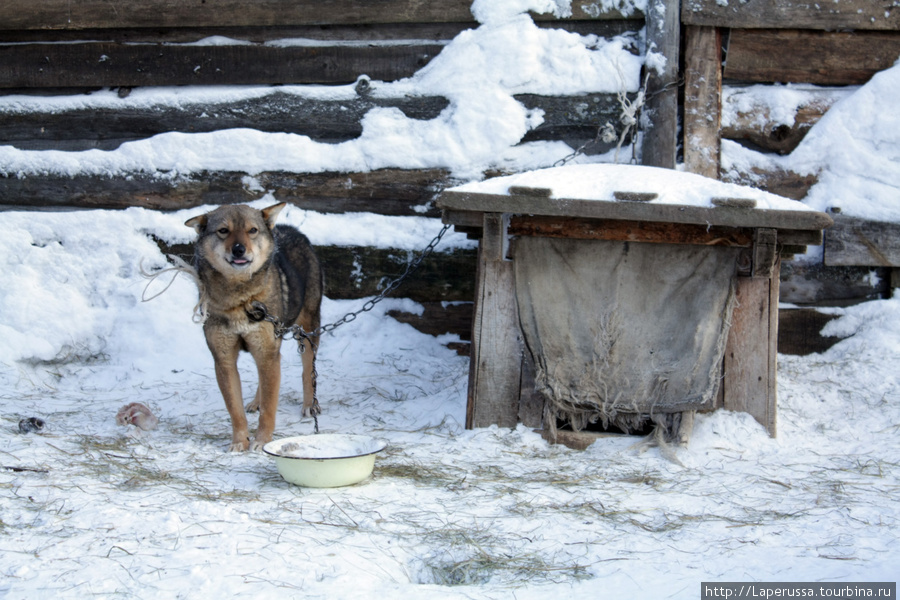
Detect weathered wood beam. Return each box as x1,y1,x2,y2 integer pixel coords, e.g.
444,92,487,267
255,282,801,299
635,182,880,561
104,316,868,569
0,168,458,216
440,190,833,231
719,166,818,201
641,0,679,169
508,215,753,247
683,26,721,179
0,20,643,44
779,260,889,305
725,29,900,86
683,0,900,31
0,1,642,31
824,215,900,268
0,41,444,88
0,93,630,152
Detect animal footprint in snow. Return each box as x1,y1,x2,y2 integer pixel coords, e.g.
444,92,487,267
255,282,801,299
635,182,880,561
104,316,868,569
116,403,159,431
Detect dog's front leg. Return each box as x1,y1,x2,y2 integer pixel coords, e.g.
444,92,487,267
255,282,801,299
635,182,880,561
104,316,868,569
208,333,251,452
213,358,251,452
248,338,282,451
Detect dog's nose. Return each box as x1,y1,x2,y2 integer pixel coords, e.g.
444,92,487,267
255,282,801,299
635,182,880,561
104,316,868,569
232,243,246,258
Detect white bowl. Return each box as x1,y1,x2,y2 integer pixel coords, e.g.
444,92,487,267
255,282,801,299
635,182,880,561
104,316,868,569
263,434,388,488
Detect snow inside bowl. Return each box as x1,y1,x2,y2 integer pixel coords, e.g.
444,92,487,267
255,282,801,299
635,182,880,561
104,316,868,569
263,434,388,488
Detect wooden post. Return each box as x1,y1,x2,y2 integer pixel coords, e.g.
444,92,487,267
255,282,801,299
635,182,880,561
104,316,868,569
641,0,680,169
466,213,523,429
683,25,722,179
723,258,780,437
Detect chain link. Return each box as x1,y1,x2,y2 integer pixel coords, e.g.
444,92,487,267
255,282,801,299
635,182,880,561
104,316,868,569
249,222,453,343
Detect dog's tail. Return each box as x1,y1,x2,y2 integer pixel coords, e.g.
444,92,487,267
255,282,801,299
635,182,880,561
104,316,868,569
140,255,209,323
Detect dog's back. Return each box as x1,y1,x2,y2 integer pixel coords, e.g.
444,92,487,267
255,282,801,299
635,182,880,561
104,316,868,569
273,224,322,330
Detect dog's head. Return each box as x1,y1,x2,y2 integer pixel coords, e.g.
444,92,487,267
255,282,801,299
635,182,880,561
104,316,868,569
185,203,285,277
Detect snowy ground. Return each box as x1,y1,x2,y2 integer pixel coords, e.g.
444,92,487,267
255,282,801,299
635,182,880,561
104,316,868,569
0,203,898,599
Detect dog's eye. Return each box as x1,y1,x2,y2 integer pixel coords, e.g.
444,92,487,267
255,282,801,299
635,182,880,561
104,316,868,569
248,227,259,234
217,228,229,235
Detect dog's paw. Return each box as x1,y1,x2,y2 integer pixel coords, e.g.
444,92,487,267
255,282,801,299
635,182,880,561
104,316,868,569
229,439,250,452
302,404,322,418
116,403,159,431
245,399,260,413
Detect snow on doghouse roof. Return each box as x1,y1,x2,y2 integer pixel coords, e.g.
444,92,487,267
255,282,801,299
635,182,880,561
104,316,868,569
450,163,813,211
443,164,832,231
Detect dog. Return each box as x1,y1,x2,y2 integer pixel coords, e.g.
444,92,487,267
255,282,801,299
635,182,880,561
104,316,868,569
185,202,323,452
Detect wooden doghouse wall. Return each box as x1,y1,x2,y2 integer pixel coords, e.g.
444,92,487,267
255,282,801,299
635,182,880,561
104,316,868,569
0,0,649,345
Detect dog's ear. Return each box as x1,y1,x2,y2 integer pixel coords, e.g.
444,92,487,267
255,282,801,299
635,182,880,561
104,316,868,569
185,214,208,234
261,203,286,230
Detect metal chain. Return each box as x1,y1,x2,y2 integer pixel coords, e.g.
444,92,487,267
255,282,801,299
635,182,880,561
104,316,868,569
246,223,452,434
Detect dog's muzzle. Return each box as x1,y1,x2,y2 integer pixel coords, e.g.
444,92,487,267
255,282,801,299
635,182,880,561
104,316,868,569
230,243,251,266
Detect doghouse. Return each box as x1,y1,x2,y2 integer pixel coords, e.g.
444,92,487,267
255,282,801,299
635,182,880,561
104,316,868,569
438,164,833,448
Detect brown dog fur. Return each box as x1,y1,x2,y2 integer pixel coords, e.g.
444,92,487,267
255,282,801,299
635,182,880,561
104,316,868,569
185,203,322,451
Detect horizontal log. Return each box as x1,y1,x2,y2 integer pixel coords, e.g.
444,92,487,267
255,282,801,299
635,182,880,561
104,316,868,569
725,29,900,86
0,93,451,150
0,0,642,31
0,20,643,45
824,215,900,268
722,94,840,155
779,260,889,305
386,301,473,340
720,165,818,201
0,92,629,152
159,239,477,304
0,169,459,216
683,0,900,31
0,41,444,88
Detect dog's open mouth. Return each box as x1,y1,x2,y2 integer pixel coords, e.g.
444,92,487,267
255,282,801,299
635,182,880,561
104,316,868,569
229,257,253,268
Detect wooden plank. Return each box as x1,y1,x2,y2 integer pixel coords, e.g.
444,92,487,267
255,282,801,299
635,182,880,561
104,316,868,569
508,216,753,247
723,274,776,436
683,0,900,31
824,215,900,267
752,228,778,278
683,26,721,179
725,29,900,86
0,168,457,216
466,213,523,429
0,41,444,88
641,0,679,169
439,191,834,231
0,0,642,31
0,92,626,152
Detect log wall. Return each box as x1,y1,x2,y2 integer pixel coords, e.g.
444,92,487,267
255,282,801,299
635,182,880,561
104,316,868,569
0,1,648,348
